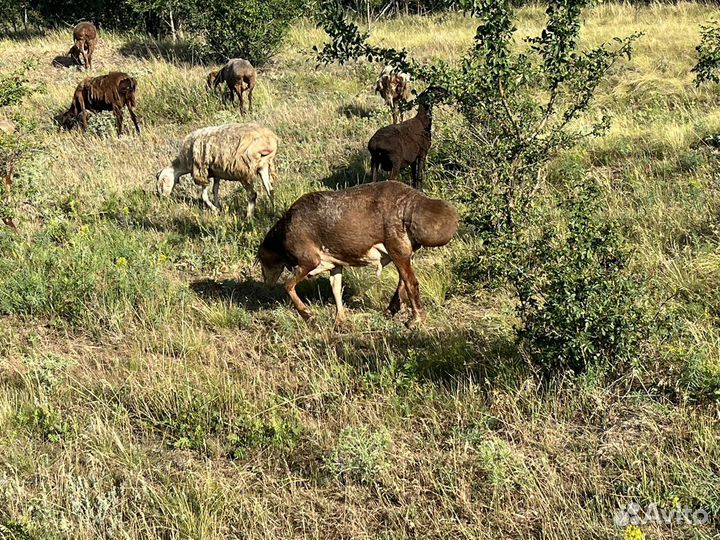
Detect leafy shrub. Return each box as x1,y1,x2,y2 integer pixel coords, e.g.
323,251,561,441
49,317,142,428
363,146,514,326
0,60,35,109
693,20,720,85
192,0,307,65
513,182,646,374
318,0,645,374
326,426,391,484
14,403,71,442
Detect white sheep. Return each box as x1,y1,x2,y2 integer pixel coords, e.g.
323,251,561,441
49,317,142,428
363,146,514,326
375,65,412,124
156,122,278,220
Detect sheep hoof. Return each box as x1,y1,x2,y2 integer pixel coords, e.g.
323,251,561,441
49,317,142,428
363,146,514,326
405,313,425,330
334,312,348,329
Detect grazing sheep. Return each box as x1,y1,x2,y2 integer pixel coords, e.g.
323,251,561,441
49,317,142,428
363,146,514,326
206,70,219,90
61,72,140,136
69,21,98,70
367,86,447,190
375,65,411,124
258,181,458,326
209,58,257,114
156,123,278,220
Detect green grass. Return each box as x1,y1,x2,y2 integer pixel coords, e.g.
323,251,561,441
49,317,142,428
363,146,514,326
0,4,719,539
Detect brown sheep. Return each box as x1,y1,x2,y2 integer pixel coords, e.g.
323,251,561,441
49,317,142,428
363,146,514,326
367,86,447,190
209,58,257,114
69,21,97,70
375,65,411,124
61,72,140,136
258,181,458,327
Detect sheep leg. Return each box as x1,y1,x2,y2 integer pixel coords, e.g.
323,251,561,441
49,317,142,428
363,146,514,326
244,185,258,221
414,155,426,190
285,263,315,322
411,158,425,190
387,278,408,316
329,267,346,326
83,42,90,70
389,161,401,182
87,41,95,70
386,238,425,326
201,185,220,213
371,159,380,183
236,85,245,114
112,106,124,136
127,105,141,135
78,94,89,131
212,178,221,210
259,166,274,209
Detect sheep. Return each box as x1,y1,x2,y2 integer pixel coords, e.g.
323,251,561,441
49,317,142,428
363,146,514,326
69,21,98,70
208,58,257,114
61,72,140,136
375,65,411,124
206,70,219,90
156,123,278,220
367,86,447,191
258,181,458,327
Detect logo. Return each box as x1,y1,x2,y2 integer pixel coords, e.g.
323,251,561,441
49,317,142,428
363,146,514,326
614,502,709,527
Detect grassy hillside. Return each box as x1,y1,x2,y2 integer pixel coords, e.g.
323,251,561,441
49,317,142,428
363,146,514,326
0,4,719,538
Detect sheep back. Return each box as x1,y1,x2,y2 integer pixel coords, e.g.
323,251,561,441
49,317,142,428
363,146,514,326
215,58,256,88
75,72,136,108
177,123,277,187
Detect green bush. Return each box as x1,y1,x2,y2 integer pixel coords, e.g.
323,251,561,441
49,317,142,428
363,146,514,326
693,20,720,85
326,426,391,484
513,182,647,374
318,0,645,375
192,0,307,65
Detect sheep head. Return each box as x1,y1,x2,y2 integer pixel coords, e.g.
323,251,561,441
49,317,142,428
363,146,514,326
156,168,176,197
60,110,78,130
242,136,277,200
257,245,285,286
206,71,219,90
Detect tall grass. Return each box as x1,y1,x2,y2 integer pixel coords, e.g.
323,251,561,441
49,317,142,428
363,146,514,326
0,4,718,539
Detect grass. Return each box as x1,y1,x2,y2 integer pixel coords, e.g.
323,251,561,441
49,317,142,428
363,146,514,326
0,3,719,539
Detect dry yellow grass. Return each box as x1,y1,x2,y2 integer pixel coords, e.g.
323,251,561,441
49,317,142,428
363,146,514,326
0,4,718,539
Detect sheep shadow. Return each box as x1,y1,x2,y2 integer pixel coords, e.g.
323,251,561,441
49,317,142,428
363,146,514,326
118,38,200,65
51,55,78,69
190,276,362,312
321,151,370,190
338,103,379,120
328,324,523,387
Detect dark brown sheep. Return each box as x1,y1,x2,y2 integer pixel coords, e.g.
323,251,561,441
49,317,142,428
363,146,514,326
367,86,447,190
61,72,140,136
69,21,97,70
258,181,458,327
209,58,257,114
